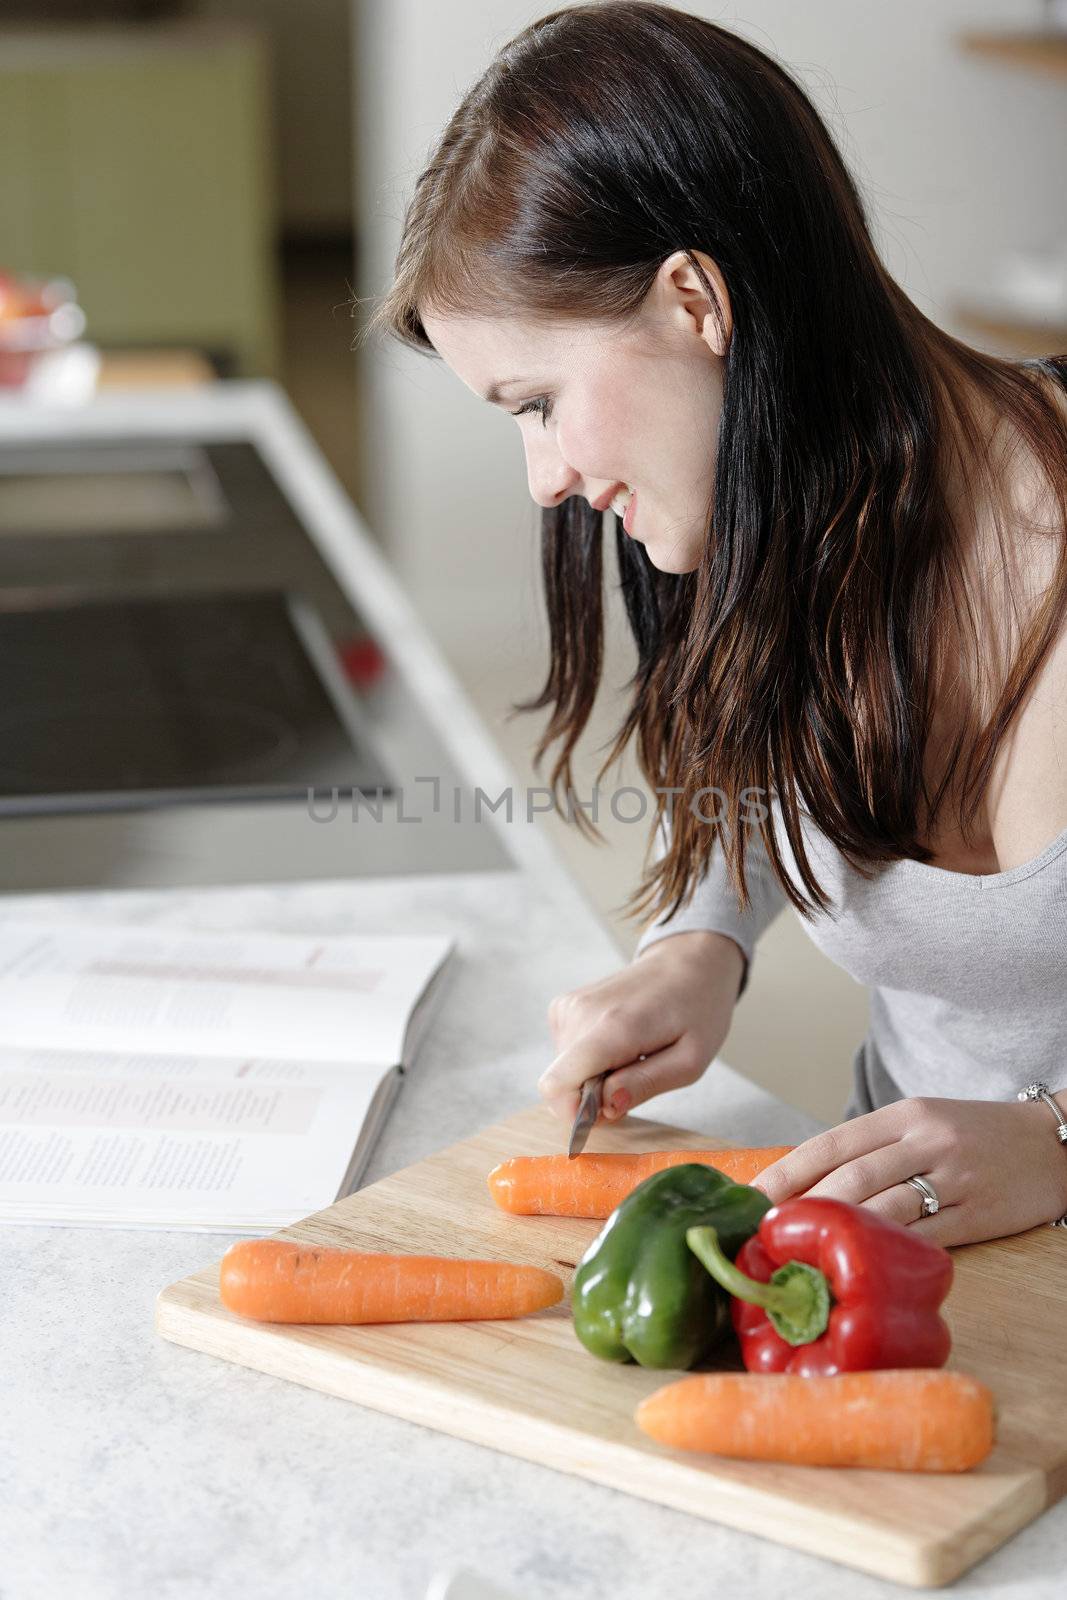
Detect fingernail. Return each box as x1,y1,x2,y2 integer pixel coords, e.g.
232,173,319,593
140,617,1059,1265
611,1089,632,1115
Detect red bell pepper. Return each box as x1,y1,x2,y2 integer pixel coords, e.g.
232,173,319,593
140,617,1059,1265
686,1196,953,1376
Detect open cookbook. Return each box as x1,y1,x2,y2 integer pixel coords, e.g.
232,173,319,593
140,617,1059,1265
0,919,455,1232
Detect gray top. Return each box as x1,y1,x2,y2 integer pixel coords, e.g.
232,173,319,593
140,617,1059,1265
635,802,1067,1118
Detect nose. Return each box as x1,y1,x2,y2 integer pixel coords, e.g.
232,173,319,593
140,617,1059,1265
523,436,582,509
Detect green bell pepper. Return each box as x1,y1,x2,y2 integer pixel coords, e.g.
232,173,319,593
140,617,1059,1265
571,1163,772,1369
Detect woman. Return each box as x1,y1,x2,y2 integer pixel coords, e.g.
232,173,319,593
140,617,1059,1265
366,2,1067,1245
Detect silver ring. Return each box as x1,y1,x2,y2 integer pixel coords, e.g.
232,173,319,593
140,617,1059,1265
905,1174,940,1217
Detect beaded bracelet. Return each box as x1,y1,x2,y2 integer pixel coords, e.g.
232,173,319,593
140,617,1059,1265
1017,1082,1067,1228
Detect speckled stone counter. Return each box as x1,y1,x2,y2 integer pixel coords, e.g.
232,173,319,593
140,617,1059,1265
3,875,1067,1600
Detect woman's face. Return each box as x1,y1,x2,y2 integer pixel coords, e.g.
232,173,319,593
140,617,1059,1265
421,250,731,575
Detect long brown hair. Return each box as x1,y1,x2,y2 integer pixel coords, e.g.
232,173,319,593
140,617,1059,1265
363,0,1067,926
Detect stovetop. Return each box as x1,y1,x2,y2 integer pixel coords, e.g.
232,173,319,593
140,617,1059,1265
0,419,511,889
0,589,389,815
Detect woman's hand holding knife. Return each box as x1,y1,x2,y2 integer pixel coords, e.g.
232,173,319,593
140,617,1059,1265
538,930,747,1153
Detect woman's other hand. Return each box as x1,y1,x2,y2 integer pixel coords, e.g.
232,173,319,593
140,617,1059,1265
751,1094,1067,1246
538,930,745,1125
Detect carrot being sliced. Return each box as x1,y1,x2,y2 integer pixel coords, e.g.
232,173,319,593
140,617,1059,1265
487,1147,792,1218
635,1370,995,1472
218,1239,564,1324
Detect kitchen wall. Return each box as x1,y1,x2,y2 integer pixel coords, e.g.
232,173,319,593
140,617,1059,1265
351,0,1067,1121
194,0,353,237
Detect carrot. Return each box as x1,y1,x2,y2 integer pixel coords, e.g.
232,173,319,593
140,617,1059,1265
218,1239,564,1324
487,1147,793,1217
635,1370,995,1472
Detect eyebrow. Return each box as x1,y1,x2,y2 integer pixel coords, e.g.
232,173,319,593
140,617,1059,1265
482,379,524,405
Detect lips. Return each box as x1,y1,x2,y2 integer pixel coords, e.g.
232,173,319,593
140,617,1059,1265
623,489,637,536
590,482,628,513
590,483,638,532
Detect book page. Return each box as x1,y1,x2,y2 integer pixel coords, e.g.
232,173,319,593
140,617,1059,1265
0,921,454,1066
0,1050,387,1228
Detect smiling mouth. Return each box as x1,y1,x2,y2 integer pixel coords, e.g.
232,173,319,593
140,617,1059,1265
609,485,634,519
625,490,638,536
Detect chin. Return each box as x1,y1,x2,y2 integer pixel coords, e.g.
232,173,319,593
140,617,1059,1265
644,540,702,575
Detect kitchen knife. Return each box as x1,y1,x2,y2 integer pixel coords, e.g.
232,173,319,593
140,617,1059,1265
567,1072,606,1158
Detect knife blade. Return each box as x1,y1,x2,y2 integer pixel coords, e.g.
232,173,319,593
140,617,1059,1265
567,1072,606,1159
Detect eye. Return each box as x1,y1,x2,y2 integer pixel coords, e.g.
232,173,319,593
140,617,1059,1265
510,397,553,428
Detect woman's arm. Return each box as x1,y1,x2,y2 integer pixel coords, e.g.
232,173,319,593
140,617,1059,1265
633,810,788,994
539,818,786,1123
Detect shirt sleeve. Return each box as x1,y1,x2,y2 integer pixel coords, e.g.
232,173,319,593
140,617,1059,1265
633,813,788,995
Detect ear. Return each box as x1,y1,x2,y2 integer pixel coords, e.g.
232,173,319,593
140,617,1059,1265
656,248,732,357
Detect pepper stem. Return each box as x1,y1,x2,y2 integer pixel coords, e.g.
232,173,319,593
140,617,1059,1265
685,1225,831,1347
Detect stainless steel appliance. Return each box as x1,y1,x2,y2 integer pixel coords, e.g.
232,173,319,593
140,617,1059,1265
0,398,512,890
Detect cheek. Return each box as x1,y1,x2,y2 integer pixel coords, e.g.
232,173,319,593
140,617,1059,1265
559,378,640,475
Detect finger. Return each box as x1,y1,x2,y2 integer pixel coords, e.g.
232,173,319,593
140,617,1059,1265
538,1012,677,1103
802,1144,926,1207
835,1179,966,1246
857,1182,930,1228
541,1085,581,1125
601,1042,701,1117
598,1052,646,1119
906,1205,967,1248
750,1109,903,1205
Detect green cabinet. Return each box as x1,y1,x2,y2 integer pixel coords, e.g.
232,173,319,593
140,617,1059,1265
0,23,280,376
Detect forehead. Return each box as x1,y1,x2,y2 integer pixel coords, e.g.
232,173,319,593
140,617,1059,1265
420,310,612,396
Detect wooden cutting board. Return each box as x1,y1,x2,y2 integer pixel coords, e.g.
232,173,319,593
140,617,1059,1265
155,1105,1067,1588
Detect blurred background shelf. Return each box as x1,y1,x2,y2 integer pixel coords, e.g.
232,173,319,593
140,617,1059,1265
958,28,1067,77
951,300,1067,354
96,347,219,389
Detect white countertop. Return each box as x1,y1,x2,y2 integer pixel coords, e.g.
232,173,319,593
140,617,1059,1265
0,871,818,1600
5,872,1067,1600
4,387,1066,1598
